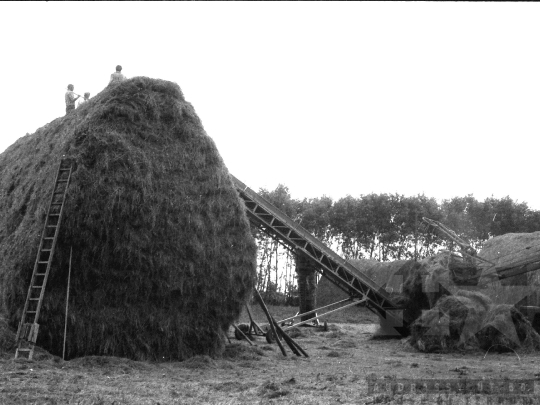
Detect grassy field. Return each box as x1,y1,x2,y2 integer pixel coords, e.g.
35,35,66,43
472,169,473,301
2,304,540,404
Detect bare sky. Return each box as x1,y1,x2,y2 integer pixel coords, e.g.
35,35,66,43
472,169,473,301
2,2,539,209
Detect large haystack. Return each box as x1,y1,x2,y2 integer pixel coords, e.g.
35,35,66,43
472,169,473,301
0,314,16,357
0,77,257,360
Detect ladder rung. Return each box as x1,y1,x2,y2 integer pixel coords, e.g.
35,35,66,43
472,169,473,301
46,226,57,228
44,237,54,240
38,261,49,264
57,179,69,182
32,286,43,289
35,273,46,276
41,249,52,252
17,348,31,352
29,298,40,301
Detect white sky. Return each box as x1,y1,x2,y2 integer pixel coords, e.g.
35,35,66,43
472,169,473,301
2,2,540,209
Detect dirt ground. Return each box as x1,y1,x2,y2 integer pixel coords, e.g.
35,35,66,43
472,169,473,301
1,306,540,405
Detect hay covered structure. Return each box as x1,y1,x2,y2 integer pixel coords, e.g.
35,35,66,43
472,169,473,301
316,245,540,351
410,291,540,353
405,232,540,352
0,77,257,360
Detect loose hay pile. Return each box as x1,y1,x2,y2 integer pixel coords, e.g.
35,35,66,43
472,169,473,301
316,243,540,352
411,290,491,352
0,77,257,361
411,292,540,353
406,235,540,352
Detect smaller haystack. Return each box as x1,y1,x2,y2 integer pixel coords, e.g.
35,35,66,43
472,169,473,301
478,231,540,287
411,290,491,352
476,305,540,352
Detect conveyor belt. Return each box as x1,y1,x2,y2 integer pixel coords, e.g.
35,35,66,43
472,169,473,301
232,175,412,336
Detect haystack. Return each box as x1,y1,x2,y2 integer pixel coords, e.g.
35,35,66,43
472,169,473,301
479,232,540,269
476,232,540,332
410,290,491,352
476,304,540,352
478,232,540,286
0,77,257,361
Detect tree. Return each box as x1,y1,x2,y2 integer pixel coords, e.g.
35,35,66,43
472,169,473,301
298,196,334,243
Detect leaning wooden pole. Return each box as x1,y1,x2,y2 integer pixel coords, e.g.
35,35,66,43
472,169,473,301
62,247,73,360
272,319,309,358
232,324,254,346
271,317,301,356
254,289,287,356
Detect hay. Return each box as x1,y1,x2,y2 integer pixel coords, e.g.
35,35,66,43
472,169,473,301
476,305,540,352
478,231,540,286
410,291,491,352
410,291,540,353
0,314,16,355
222,343,266,361
0,77,257,361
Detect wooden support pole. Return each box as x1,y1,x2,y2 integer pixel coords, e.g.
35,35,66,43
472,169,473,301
62,247,72,361
271,319,309,357
271,318,300,356
232,324,254,346
254,289,287,356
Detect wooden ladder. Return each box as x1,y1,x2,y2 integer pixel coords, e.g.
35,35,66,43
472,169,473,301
15,159,73,360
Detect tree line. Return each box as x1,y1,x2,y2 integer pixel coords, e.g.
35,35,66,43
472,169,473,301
252,185,540,304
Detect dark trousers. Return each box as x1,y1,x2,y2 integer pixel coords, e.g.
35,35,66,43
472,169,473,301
66,105,75,114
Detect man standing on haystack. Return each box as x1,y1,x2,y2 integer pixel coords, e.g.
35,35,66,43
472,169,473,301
65,84,80,115
77,92,91,108
109,65,126,85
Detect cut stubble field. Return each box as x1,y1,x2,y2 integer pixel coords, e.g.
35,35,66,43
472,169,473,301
1,305,540,405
